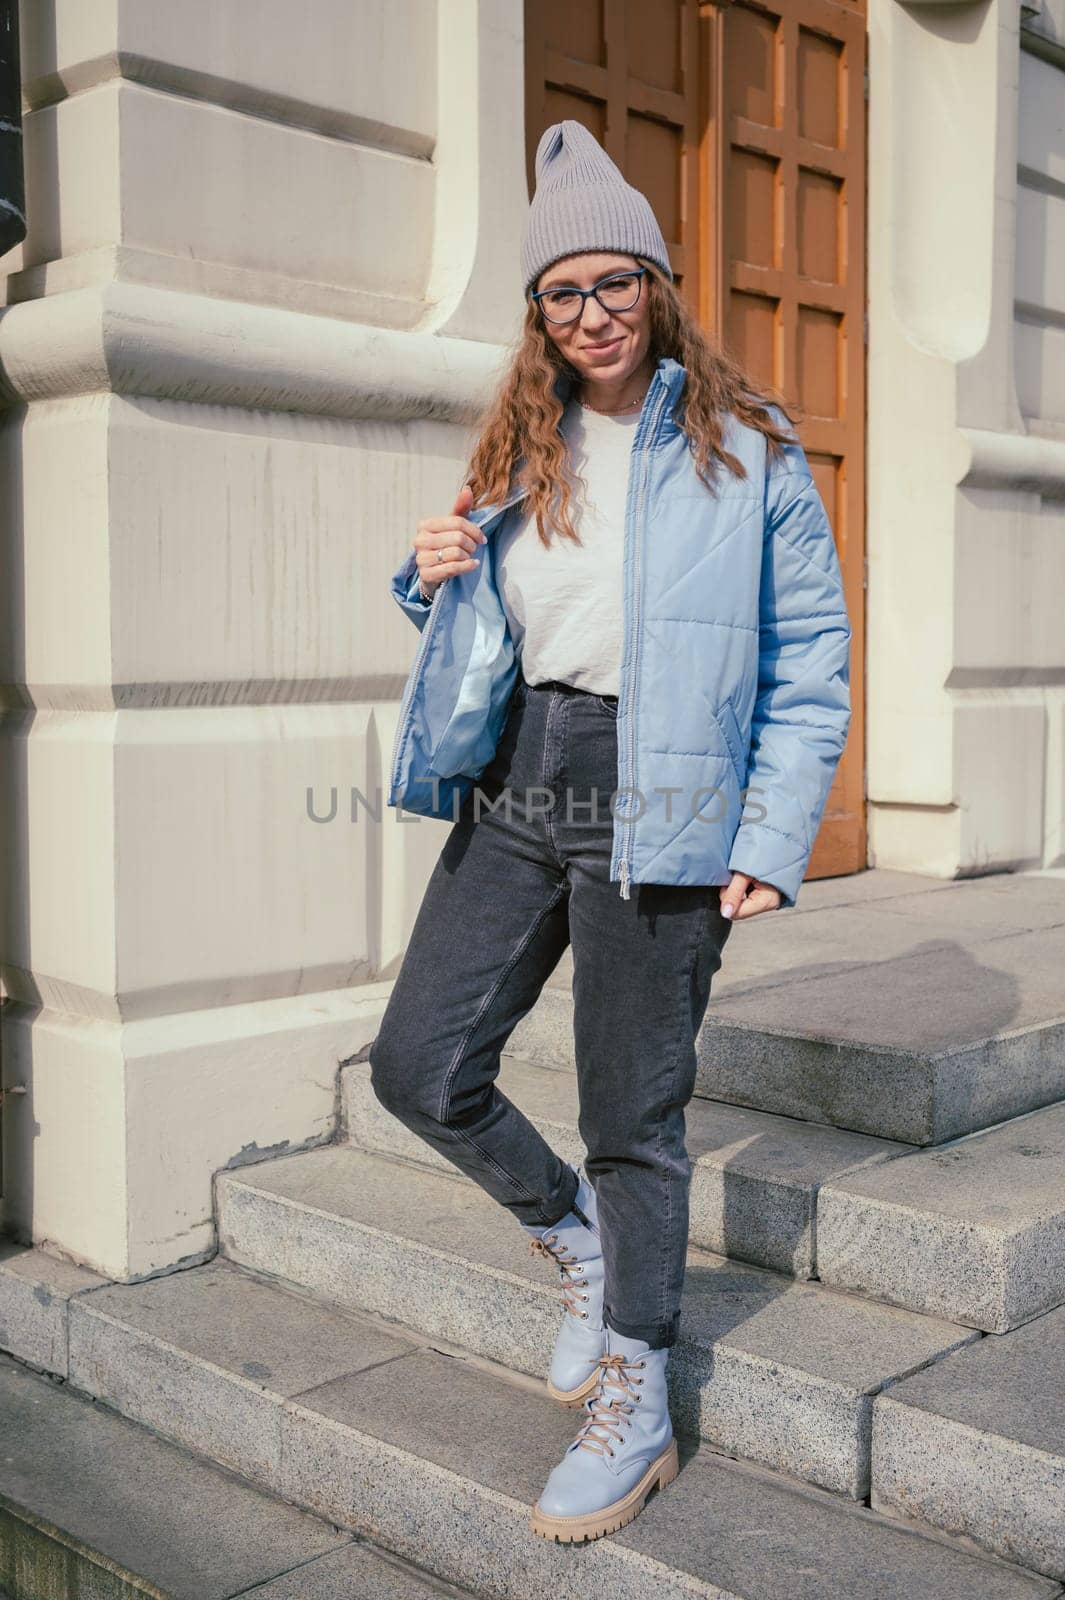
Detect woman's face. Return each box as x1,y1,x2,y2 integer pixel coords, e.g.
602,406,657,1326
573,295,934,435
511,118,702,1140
533,251,653,388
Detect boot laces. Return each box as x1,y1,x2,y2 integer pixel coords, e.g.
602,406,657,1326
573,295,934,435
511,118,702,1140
573,1353,646,1457
528,1231,590,1317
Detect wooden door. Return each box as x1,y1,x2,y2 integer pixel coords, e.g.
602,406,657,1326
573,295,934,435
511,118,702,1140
525,0,867,885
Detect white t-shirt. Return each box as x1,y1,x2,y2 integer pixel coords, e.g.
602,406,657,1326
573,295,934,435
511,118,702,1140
495,398,641,697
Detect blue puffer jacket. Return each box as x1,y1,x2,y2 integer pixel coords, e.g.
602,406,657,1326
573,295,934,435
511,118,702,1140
387,355,851,908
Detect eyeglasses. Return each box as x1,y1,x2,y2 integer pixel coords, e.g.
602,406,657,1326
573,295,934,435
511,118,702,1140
530,267,647,325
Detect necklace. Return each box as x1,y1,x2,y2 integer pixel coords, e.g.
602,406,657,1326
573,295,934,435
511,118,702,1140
577,387,649,416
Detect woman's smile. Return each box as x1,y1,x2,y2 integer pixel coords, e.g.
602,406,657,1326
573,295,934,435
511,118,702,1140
581,335,625,358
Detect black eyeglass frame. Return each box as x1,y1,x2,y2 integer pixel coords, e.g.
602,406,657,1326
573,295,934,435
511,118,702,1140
529,266,648,325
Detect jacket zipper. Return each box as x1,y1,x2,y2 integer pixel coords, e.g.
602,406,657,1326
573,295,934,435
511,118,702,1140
614,377,672,900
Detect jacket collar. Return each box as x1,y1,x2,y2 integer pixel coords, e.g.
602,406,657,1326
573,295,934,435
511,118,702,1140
552,353,686,406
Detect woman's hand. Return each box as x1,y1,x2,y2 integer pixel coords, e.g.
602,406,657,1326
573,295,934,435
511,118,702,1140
414,484,487,596
719,872,782,920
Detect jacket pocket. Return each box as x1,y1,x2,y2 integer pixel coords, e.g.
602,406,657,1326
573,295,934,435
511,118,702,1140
716,698,748,787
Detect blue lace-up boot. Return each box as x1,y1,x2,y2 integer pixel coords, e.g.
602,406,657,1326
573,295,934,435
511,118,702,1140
529,1327,678,1543
522,1165,606,1406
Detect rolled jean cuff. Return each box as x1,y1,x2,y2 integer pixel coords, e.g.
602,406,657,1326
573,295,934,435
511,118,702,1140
604,1308,680,1351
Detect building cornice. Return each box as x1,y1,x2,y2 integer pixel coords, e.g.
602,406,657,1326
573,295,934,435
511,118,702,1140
0,281,507,422
960,425,1065,496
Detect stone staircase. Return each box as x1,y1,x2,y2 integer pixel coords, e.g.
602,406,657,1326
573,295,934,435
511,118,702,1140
4,867,1065,1597
0,1346,474,1600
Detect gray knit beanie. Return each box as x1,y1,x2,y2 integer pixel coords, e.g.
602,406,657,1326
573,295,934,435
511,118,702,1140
521,120,673,294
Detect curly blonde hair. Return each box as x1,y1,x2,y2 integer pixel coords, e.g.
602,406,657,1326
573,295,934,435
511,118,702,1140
463,261,801,548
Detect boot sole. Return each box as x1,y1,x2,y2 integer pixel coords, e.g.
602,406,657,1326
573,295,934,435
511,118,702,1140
529,1437,679,1543
545,1369,601,1407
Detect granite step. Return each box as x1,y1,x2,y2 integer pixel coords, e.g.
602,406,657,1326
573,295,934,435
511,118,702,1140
61,1256,1061,1600
344,1058,1065,1333
503,873,1065,1146
0,1348,470,1600
215,1142,979,1500
816,1100,1065,1331
871,1301,1065,1582
341,1056,906,1281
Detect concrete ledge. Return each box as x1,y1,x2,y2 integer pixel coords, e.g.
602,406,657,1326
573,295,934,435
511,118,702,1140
2,987,392,1283
342,1057,905,1279
215,1144,978,1500
872,1305,1065,1581
0,1349,465,1600
0,280,506,420
0,1243,109,1377
817,1101,1065,1332
962,426,1065,497
503,874,1065,1146
59,1258,1058,1600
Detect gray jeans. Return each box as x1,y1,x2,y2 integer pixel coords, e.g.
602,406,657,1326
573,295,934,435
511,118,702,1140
369,673,733,1348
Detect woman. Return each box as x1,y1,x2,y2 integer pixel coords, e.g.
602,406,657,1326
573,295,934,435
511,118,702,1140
370,121,851,1544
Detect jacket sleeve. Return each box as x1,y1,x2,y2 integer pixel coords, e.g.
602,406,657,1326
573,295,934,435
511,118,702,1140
726,431,852,909
390,546,434,632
